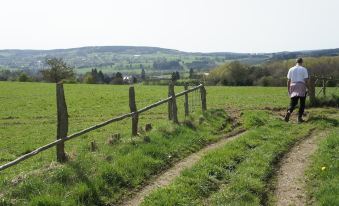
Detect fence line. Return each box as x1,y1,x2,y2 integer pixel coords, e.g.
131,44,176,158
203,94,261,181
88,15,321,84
0,83,206,172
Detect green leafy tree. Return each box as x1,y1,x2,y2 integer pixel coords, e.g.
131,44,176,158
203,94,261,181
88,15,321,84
18,73,29,82
141,68,146,80
189,68,194,79
83,73,95,84
115,72,123,79
176,71,180,80
41,58,74,83
98,70,105,83
171,71,180,81
111,72,124,85
132,76,138,84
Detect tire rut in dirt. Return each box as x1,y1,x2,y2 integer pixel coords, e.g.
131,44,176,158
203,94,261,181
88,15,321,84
119,129,247,206
273,130,328,206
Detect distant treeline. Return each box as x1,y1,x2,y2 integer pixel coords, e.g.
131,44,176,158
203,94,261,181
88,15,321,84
206,56,339,86
1,56,339,87
0,68,140,85
0,58,142,85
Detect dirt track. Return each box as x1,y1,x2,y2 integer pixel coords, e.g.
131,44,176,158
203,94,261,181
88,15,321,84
274,130,327,206
120,129,246,206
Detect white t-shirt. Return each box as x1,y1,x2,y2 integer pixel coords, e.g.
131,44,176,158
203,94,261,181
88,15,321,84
287,65,309,83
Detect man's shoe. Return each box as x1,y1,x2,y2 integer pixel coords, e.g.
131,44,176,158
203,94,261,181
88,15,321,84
284,112,291,122
297,117,305,124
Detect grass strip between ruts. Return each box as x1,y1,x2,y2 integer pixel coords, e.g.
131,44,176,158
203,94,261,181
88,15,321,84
141,111,316,206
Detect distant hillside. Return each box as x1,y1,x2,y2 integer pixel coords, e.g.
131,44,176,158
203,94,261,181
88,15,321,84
271,48,339,60
0,46,338,73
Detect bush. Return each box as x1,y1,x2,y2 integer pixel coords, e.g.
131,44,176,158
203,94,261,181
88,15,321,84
18,73,30,82
309,94,339,107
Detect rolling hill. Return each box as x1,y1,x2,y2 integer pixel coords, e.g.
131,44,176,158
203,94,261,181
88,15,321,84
0,46,338,73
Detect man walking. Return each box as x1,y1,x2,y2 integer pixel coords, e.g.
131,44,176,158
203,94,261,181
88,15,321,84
284,58,309,123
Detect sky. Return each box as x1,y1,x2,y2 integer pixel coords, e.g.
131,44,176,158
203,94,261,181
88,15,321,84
1,0,339,53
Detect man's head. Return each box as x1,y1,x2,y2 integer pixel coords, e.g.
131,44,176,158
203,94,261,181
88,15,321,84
296,57,303,65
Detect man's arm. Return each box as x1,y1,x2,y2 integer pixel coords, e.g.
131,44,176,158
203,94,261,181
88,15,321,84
304,68,309,91
287,79,291,94
286,68,291,94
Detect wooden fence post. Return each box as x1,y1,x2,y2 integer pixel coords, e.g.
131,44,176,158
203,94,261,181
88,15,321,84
200,84,207,112
322,80,326,96
56,83,68,163
169,83,179,124
168,83,173,120
309,76,316,106
184,83,189,117
129,86,138,136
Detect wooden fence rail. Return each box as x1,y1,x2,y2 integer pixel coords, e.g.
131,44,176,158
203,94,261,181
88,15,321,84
0,83,206,172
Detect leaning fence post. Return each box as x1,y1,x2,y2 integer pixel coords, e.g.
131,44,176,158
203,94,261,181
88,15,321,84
200,84,207,112
129,86,139,136
168,83,173,120
309,76,316,106
184,83,189,117
56,83,68,163
169,82,179,124
322,79,326,97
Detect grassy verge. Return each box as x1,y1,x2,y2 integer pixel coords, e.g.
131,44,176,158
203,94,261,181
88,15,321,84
0,109,232,206
141,111,317,206
306,128,339,206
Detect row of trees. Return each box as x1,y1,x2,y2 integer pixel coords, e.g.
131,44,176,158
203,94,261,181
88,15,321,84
4,56,337,86
1,57,193,85
153,60,183,71
207,56,339,86
0,58,142,84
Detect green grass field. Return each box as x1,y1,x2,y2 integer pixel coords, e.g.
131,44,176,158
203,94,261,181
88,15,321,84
0,81,338,205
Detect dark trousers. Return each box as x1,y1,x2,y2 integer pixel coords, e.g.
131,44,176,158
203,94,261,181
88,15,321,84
288,96,306,118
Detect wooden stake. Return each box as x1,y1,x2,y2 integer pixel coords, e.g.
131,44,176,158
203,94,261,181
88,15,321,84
129,86,138,136
145,123,153,132
200,84,207,112
168,83,173,120
309,76,316,106
184,83,189,117
90,141,97,151
169,83,179,124
56,83,68,163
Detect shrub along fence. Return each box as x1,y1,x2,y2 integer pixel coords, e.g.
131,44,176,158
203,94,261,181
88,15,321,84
0,82,207,172
309,75,339,106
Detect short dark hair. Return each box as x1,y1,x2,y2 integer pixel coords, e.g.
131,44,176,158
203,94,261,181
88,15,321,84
296,58,303,64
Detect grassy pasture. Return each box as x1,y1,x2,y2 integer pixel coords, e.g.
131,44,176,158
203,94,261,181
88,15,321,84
0,82,338,173
0,82,338,205
0,82,295,165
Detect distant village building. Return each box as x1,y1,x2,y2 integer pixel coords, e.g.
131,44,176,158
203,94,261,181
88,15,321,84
123,75,138,84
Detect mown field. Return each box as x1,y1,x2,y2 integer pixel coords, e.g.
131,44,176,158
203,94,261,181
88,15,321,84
0,81,338,205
